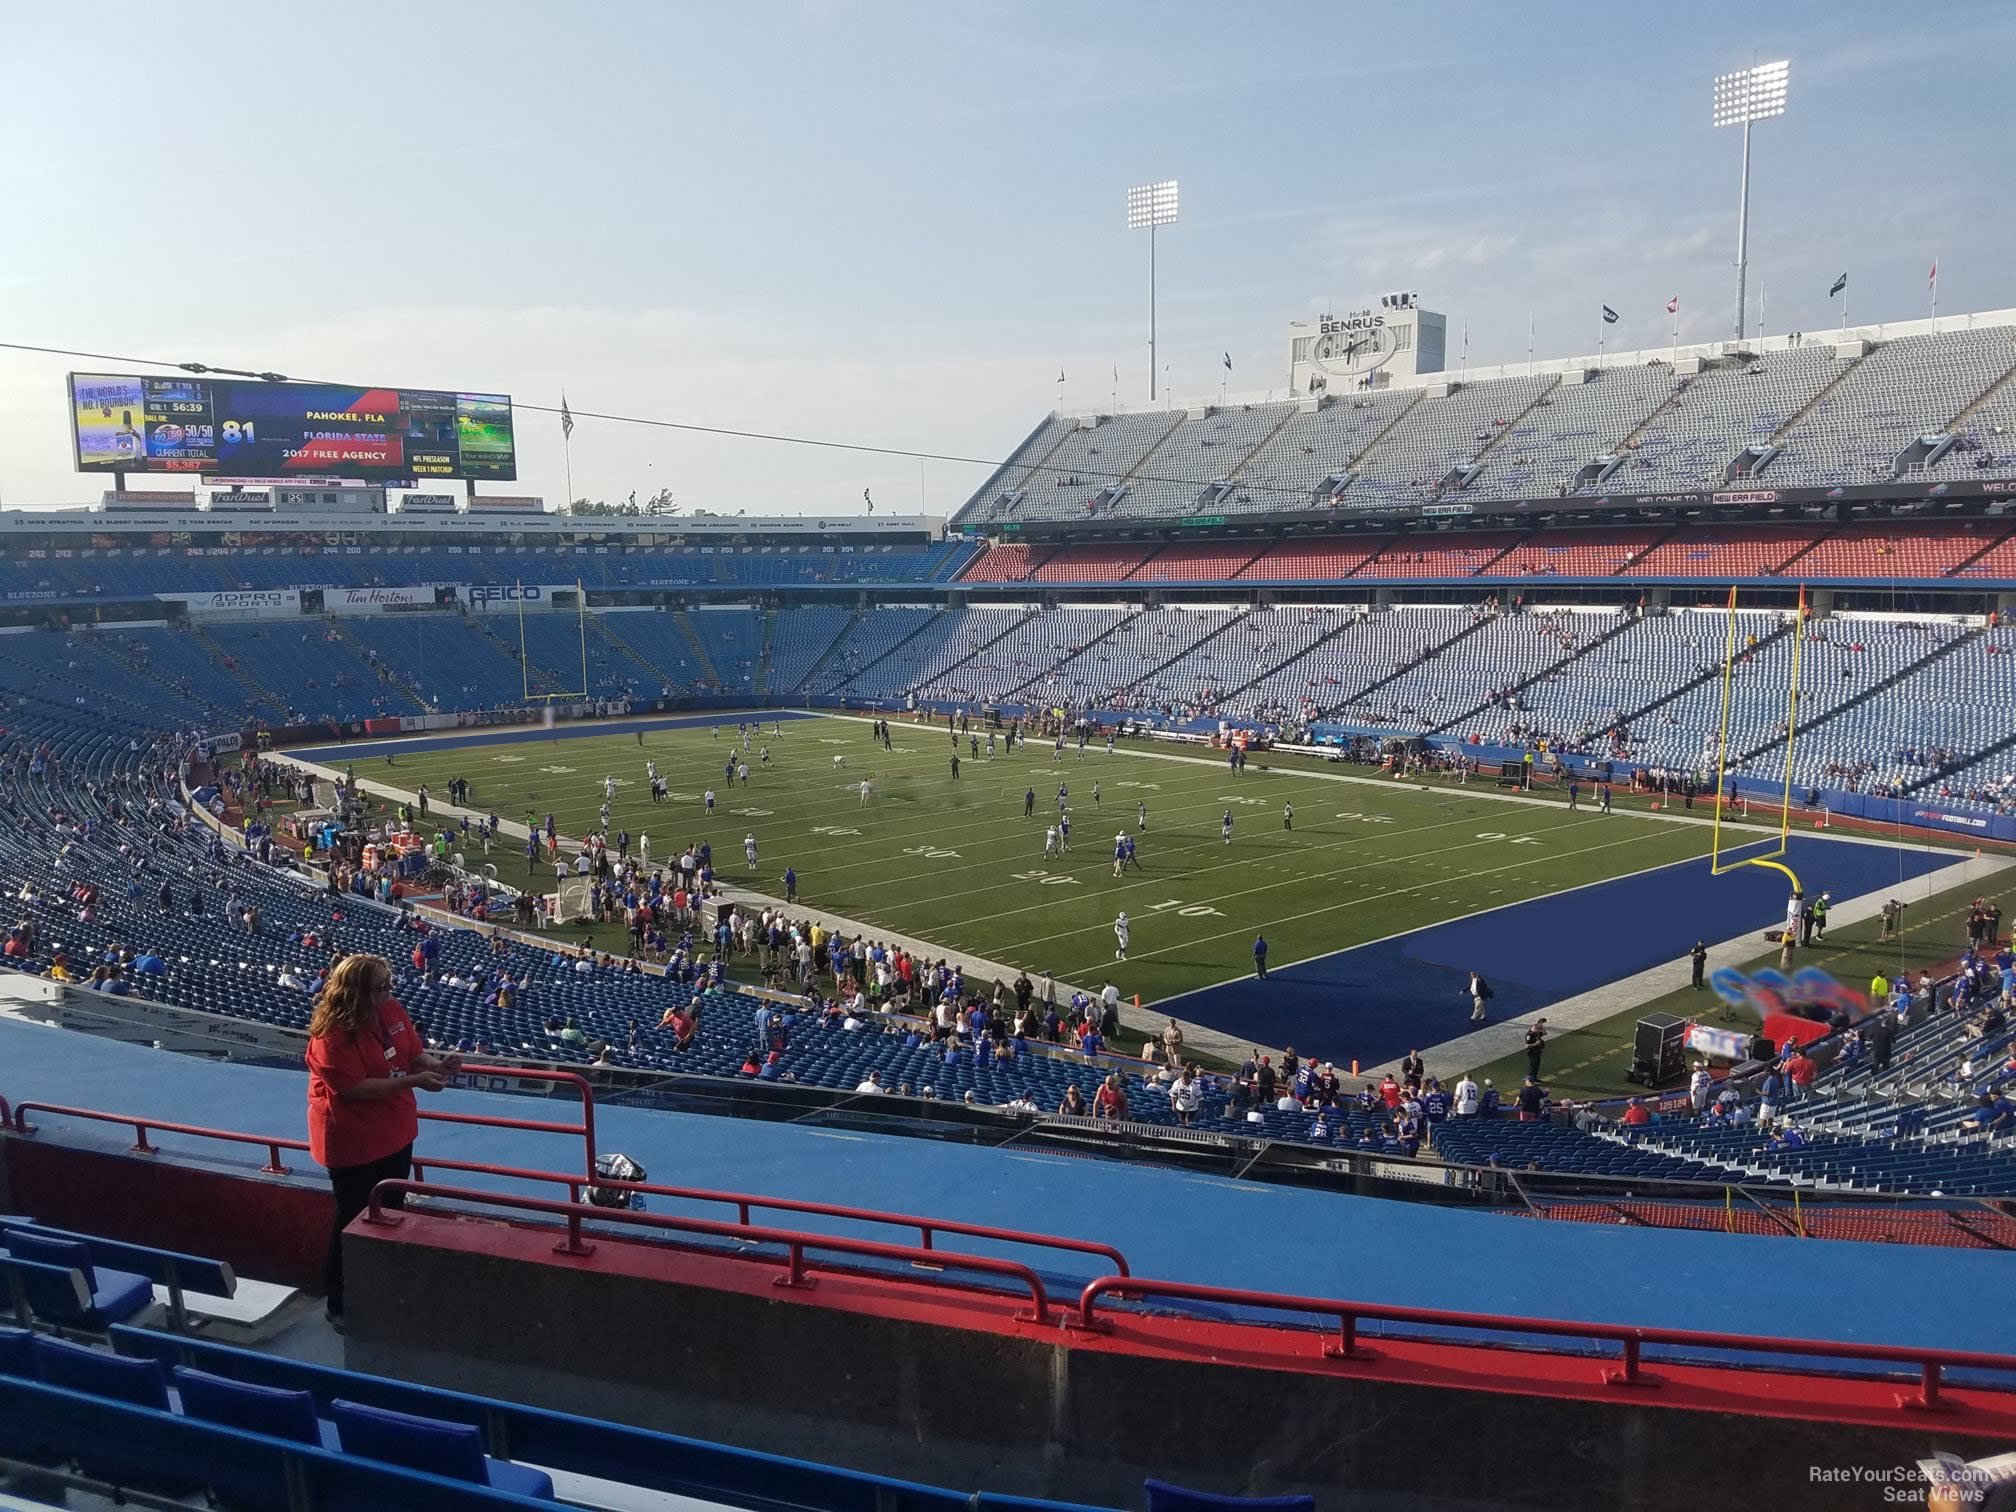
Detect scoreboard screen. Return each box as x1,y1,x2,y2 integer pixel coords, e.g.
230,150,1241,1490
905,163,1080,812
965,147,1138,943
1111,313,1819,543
69,374,517,482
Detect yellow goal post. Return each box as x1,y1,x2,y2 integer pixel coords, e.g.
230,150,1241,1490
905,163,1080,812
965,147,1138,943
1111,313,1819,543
1708,583,1805,897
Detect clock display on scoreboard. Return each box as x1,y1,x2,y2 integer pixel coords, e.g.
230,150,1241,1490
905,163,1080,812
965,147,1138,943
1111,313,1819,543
68,374,516,482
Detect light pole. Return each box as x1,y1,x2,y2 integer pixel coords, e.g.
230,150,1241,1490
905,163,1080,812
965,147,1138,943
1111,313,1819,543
1126,180,1179,402
1712,60,1789,345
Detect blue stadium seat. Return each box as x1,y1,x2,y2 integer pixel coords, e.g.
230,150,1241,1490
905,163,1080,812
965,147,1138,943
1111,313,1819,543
31,1335,196,1491
32,1335,170,1409
0,1218,234,1330
1,1232,154,1330
331,1399,556,1501
1144,1480,1316,1512
176,1364,334,1446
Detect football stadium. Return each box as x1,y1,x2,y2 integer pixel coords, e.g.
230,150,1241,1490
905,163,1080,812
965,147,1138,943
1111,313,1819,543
3,11,2016,1512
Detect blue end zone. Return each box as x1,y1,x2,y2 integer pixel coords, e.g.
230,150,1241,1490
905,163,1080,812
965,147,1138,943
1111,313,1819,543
291,710,822,764
1165,834,1965,1064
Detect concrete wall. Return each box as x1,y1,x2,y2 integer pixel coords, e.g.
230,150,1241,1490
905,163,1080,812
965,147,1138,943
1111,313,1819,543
346,1218,2010,1512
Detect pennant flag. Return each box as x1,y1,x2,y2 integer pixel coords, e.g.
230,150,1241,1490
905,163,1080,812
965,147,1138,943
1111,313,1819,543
1828,273,1848,297
864,488,875,515
1056,369,1066,384
1601,306,1620,324
1929,261,1939,289
1223,352,1233,371
1665,296,1679,315
560,395,575,440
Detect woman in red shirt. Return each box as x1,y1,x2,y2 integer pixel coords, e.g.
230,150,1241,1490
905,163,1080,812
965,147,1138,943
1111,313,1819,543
1093,1073,1129,1124
305,953,460,1328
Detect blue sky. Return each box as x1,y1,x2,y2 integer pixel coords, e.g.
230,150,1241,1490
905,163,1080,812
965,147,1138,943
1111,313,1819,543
3,0,2013,516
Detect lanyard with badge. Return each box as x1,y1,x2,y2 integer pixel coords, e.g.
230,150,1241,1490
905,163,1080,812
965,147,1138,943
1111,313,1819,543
376,1010,402,1072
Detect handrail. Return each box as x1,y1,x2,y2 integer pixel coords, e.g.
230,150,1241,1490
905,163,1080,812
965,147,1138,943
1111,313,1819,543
8,1063,595,1181
435,1064,599,1180
404,1153,1129,1276
10,1101,310,1176
1071,1275,2016,1410
364,1180,1052,1323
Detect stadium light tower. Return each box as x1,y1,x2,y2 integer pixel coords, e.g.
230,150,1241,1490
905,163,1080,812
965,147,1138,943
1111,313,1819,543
1126,180,1179,401
1712,60,1789,344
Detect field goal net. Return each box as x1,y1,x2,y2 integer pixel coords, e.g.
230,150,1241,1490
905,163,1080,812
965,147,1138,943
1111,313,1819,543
1708,583,1805,897
550,874,596,926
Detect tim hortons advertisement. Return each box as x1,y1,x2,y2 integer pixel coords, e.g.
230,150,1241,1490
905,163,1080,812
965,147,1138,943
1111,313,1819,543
328,586,430,614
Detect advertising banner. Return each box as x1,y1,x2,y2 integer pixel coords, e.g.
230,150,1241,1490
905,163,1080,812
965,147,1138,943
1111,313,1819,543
160,589,301,617
456,583,574,609
328,586,430,615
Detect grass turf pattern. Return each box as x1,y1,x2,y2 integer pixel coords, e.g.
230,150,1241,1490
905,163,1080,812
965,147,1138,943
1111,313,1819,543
355,716,1727,1008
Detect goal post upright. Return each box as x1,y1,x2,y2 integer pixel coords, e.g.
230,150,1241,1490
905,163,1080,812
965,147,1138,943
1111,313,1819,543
1709,583,1803,895
517,577,590,703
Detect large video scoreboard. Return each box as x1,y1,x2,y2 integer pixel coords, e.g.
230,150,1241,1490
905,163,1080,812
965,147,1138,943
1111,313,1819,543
69,374,517,482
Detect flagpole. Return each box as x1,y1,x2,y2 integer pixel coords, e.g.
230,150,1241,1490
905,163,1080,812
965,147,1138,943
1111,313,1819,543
1671,306,1679,364
563,424,575,511
1930,257,1939,330
1527,313,1534,377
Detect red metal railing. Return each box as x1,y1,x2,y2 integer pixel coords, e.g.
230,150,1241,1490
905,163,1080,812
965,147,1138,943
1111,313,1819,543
1069,1275,2016,1411
365,1181,1052,1323
8,1065,595,1180
425,1065,598,1180
406,1153,1129,1277
10,1101,310,1175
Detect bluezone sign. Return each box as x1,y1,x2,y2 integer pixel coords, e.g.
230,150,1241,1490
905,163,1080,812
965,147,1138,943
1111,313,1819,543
460,583,572,607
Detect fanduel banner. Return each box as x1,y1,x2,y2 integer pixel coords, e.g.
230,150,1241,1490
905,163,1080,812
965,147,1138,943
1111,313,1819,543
329,586,430,614
161,589,301,617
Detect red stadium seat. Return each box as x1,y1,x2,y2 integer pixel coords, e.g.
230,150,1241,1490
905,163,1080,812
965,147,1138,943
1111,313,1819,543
1621,524,1820,578
1235,537,1391,582
1794,521,2008,579
957,543,1053,583
1475,527,1669,579
1030,545,1151,583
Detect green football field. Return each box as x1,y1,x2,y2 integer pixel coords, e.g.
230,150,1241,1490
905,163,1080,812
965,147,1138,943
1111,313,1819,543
334,713,1728,1007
